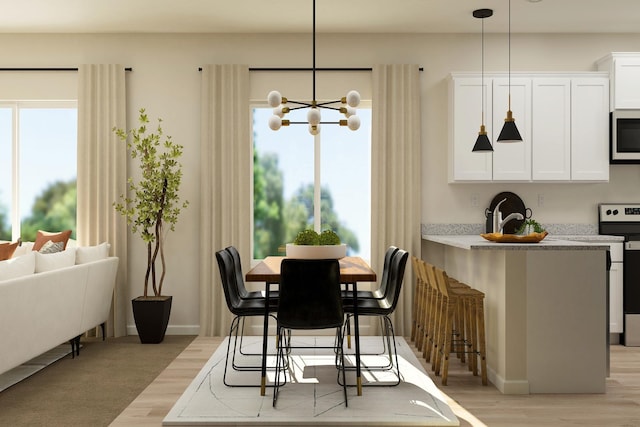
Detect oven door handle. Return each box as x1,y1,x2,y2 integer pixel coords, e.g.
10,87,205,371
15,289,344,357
625,241,640,250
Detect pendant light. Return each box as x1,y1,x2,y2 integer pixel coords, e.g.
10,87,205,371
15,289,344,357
497,0,522,143
472,8,494,152
267,0,361,135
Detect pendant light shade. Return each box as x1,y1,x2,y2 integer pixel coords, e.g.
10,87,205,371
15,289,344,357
472,8,493,152
473,125,493,152
497,111,522,142
497,0,522,143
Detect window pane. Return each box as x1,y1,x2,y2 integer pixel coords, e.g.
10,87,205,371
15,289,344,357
19,108,77,241
0,108,11,240
253,108,314,258
320,108,371,261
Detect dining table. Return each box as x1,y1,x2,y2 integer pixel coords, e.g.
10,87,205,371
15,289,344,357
245,255,377,397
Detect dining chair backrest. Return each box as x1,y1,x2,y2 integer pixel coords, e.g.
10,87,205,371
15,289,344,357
278,258,343,330
382,249,409,313
376,246,399,298
215,249,243,313
224,246,250,299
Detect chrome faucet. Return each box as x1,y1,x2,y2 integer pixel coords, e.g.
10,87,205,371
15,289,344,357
492,198,524,234
497,212,524,234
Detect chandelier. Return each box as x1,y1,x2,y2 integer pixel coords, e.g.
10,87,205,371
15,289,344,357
266,0,361,136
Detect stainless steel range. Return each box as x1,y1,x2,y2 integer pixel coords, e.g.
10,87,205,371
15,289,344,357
599,203,640,346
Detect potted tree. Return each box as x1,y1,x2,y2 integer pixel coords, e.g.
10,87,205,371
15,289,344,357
114,108,188,343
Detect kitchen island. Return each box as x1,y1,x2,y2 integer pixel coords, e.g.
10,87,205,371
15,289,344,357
422,234,610,394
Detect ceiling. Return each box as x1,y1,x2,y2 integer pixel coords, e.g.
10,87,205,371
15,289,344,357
2,0,639,34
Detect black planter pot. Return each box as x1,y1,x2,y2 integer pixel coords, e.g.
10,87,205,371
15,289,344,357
132,296,172,344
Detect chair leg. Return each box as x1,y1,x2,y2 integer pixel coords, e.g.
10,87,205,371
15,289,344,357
440,298,456,385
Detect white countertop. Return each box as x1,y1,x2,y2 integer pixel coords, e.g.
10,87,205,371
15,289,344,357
422,234,614,251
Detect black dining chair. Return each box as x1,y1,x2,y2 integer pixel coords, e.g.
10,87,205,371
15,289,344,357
342,248,409,386
273,258,348,407
342,246,399,357
224,246,279,357
216,249,278,387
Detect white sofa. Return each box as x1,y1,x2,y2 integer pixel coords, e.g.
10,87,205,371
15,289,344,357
0,246,119,375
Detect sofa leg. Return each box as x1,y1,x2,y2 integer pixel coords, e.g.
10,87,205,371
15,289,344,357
69,335,81,357
101,322,106,341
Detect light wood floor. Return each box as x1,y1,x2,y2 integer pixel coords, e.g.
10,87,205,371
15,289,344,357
110,337,640,426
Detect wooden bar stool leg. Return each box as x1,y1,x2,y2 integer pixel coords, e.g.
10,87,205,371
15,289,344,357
440,297,456,385
468,295,478,374
476,295,488,385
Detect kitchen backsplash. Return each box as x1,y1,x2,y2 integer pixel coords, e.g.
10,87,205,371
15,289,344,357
422,223,599,236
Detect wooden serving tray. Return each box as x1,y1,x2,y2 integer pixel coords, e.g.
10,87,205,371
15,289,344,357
480,231,549,243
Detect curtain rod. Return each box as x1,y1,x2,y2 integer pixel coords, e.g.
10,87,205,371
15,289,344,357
198,66,424,72
0,67,133,72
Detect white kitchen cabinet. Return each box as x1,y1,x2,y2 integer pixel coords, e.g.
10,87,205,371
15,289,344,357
448,77,493,181
532,78,571,180
449,72,609,183
571,78,610,181
597,53,640,110
492,78,532,181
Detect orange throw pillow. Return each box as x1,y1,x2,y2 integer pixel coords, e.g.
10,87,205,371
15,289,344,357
0,241,20,261
32,230,72,252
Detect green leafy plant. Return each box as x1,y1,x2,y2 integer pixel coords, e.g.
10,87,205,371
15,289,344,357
293,229,320,245
293,229,342,246
319,229,341,245
516,219,545,235
113,108,189,297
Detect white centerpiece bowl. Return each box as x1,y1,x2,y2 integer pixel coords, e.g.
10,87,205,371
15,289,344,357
285,243,347,259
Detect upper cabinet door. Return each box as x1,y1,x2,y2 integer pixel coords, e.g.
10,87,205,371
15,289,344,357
532,78,571,181
492,78,532,181
448,77,493,182
613,57,640,109
571,77,610,181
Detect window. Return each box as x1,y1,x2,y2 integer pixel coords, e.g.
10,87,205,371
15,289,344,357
0,102,77,242
252,105,371,262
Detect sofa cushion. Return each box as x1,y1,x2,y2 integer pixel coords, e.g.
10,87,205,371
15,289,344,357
0,251,36,280
35,247,77,273
75,242,110,264
12,241,34,258
0,241,20,261
32,230,72,252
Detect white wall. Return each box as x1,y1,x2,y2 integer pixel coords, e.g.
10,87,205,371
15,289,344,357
2,32,639,333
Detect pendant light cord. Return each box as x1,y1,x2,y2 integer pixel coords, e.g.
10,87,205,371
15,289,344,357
508,0,511,111
481,17,485,126
312,0,316,104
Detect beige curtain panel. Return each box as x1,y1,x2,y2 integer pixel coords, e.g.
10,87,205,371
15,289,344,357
77,64,128,337
199,64,252,336
371,64,422,336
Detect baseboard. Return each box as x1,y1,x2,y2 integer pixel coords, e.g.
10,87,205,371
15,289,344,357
488,367,530,395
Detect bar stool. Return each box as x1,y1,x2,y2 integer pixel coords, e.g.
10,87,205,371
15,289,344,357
431,265,488,386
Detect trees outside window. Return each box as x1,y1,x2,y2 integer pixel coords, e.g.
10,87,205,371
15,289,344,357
0,103,77,242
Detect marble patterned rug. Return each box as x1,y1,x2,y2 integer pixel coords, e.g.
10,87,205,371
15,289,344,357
163,335,459,426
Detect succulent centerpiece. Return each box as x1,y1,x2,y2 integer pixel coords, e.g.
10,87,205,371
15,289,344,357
286,229,347,259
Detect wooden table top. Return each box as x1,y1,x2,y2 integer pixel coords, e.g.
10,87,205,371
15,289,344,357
245,256,377,283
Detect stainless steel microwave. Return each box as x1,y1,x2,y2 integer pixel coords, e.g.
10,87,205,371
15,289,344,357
611,110,640,163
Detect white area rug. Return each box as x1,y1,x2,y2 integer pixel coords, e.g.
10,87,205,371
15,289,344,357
164,336,459,426
0,344,74,392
